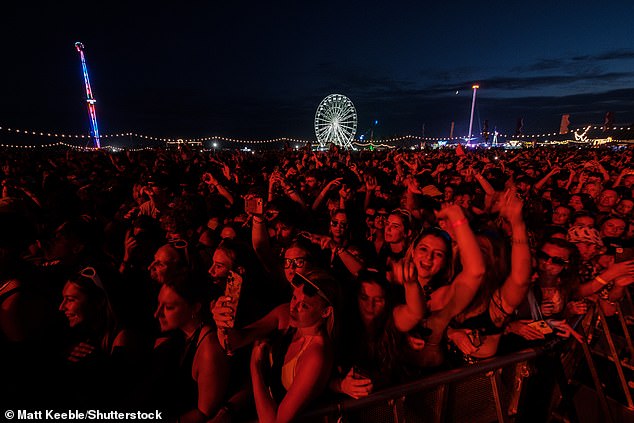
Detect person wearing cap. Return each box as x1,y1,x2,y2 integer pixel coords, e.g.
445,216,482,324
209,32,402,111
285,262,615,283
212,268,341,423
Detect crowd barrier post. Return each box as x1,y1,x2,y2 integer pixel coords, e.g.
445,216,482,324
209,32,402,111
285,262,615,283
615,303,634,368
595,304,634,409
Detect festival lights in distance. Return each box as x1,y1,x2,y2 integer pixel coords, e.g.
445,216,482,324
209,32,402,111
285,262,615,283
1,123,632,150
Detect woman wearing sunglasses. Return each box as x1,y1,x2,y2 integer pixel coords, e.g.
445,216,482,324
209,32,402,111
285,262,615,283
212,268,341,423
505,238,582,343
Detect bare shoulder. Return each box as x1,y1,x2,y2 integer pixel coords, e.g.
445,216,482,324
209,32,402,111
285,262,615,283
298,337,330,364
197,325,225,357
154,336,170,348
194,326,228,378
112,328,132,347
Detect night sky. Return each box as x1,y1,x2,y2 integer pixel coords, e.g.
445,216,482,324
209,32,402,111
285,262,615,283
2,1,634,141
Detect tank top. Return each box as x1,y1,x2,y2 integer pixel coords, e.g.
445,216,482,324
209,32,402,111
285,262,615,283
281,336,315,391
173,325,212,415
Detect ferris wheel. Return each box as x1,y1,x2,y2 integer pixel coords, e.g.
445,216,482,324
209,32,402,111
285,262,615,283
314,94,357,149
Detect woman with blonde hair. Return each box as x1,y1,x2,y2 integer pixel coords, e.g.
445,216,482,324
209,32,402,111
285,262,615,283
212,268,341,423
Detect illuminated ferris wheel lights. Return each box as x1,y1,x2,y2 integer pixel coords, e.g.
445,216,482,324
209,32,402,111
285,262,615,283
314,94,357,149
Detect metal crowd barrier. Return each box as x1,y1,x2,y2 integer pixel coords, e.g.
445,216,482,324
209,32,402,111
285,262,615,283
299,348,543,423
291,293,634,423
243,291,634,422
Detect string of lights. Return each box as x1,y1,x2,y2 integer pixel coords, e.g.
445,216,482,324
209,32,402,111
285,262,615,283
492,126,632,139
1,124,632,149
351,141,396,149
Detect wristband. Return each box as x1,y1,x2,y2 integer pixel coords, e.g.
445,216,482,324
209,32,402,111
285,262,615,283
451,218,468,228
594,276,608,286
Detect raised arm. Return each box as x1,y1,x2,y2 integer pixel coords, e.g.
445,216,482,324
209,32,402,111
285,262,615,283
202,172,234,205
277,176,307,209
438,205,485,317
362,175,378,210
212,302,287,353
392,254,426,332
613,168,633,188
498,188,531,309
472,168,496,196
312,178,342,211
248,199,278,273
533,166,560,193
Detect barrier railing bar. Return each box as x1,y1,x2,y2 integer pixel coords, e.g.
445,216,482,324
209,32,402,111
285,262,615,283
597,305,634,409
302,347,543,418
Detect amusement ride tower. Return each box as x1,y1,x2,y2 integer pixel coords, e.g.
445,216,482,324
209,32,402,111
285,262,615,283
75,42,101,148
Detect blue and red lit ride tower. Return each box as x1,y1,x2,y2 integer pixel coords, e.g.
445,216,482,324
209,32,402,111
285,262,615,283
75,42,101,148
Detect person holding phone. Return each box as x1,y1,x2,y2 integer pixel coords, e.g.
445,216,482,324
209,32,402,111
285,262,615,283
212,269,341,423
330,268,422,398
505,238,582,344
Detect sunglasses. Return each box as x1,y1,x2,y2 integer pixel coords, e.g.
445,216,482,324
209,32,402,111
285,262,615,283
290,272,331,305
536,250,569,266
170,239,190,266
284,257,307,269
330,220,348,228
80,266,106,291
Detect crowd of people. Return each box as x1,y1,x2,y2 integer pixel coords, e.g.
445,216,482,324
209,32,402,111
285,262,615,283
1,143,633,422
